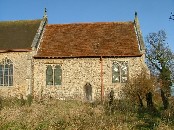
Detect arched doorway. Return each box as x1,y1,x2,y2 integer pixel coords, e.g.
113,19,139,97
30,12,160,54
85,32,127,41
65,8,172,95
84,83,92,101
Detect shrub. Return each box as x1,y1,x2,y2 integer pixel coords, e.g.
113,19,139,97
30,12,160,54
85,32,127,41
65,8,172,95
2,97,19,108
122,70,156,108
27,94,33,106
19,94,25,107
0,97,2,110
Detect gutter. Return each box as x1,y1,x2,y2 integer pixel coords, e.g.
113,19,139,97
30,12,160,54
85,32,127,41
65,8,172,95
26,55,33,96
33,54,143,59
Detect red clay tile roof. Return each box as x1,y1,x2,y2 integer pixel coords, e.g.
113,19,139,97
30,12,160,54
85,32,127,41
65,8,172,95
35,22,142,58
0,19,41,51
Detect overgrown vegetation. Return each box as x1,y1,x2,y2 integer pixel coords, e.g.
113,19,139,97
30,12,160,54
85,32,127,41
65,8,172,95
0,95,174,130
122,70,156,108
1,62,174,129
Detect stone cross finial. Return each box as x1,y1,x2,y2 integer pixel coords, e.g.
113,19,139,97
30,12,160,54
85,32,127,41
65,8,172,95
135,11,137,17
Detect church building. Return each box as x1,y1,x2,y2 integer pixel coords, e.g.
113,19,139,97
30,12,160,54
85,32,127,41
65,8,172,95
0,12,148,101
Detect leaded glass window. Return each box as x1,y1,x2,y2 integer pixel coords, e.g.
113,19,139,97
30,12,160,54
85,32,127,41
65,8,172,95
112,61,128,83
46,65,62,86
120,62,128,83
112,63,120,83
0,58,13,86
46,65,53,85
54,65,62,85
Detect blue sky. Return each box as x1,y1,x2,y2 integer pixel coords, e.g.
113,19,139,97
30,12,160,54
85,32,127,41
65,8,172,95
0,0,174,51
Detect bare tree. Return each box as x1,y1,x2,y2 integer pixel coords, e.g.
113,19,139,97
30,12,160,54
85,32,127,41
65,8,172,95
169,12,174,20
146,30,174,109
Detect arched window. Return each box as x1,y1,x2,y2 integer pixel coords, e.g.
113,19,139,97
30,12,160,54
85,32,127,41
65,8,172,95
112,62,120,83
54,65,62,85
46,64,62,86
112,61,128,83
46,65,53,85
84,83,92,101
0,58,13,86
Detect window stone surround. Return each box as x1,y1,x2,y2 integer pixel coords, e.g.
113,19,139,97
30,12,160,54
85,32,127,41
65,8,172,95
0,52,32,98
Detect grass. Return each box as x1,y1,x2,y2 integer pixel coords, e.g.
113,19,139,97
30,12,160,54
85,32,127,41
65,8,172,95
0,98,174,130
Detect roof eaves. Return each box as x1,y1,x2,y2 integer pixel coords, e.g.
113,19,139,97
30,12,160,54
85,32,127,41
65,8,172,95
0,48,32,53
34,54,143,59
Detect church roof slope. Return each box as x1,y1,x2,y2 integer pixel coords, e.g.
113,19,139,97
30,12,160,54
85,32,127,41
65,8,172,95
0,19,41,51
35,22,142,58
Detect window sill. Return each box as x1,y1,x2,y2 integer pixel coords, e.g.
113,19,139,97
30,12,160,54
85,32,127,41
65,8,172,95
0,86,13,88
112,82,127,85
112,82,127,84
46,85,62,87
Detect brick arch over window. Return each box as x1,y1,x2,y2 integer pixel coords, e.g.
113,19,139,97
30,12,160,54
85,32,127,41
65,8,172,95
0,58,13,86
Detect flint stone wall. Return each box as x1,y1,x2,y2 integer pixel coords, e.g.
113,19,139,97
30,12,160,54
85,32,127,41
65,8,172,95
0,53,147,100
0,52,32,98
33,56,146,100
